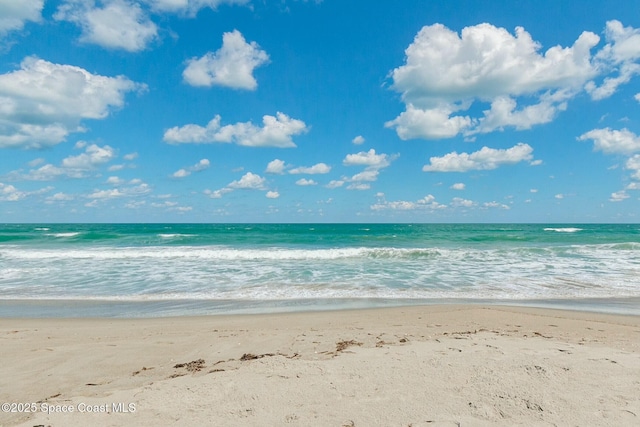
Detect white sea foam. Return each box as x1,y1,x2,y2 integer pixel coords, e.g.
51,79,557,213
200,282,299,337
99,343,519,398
543,227,582,233
1,243,638,302
46,232,81,238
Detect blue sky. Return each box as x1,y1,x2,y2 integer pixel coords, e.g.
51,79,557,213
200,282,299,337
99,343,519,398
1,0,640,223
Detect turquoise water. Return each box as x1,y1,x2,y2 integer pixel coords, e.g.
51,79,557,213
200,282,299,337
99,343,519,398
0,223,639,316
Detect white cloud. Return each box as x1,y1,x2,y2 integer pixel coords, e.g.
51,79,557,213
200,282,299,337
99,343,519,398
350,169,379,182
451,197,475,208
450,183,465,190
123,152,138,160
295,178,317,186
10,144,117,181
164,112,307,148
62,144,116,168
183,30,269,90
146,0,248,16
555,194,564,199
352,135,365,145
228,172,265,189
385,21,640,139
385,104,473,139
106,176,125,185
206,172,269,199
0,57,141,149
472,95,566,135
86,180,150,200
265,190,280,199
346,183,370,191
28,158,45,167
586,21,640,100
0,183,52,201
172,169,189,178
343,149,391,168
87,188,124,199
482,201,510,210
371,194,446,211
626,182,640,190
610,190,629,202
46,192,75,202
626,155,640,180
172,158,210,178
326,180,344,189
578,128,640,154
266,159,286,174
423,143,534,172
289,163,331,174
635,93,640,103
0,0,43,38
55,0,158,52
340,149,397,189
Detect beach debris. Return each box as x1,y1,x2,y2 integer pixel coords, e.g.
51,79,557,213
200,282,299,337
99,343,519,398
132,366,153,376
533,331,552,339
174,358,205,372
240,352,275,361
335,340,362,352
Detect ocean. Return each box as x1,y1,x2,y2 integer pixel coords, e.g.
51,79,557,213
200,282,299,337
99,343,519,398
1,223,639,317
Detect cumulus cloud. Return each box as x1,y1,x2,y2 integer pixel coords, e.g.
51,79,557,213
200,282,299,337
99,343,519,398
228,172,265,189
423,143,534,172
451,183,465,190
0,57,141,149
451,197,475,208
482,201,510,210
635,93,640,103
9,143,117,181
86,179,150,202
0,182,52,202
164,112,307,148
386,21,640,139
62,144,116,169
0,0,44,38
338,149,397,189
626,155,640,180
265,159,286,174
352,135,365,145
371,194,446,211
289,163,331,174
586,21,640,100
46,192,75,202
55,0,158,52
295,178,317,186
325,180,344,189
146,0,248,16
609,190,629,202
206,172,272,199
183,30,269,90
578,128,640,154
172,158,210,178
343,149,392,168
265,190,280,199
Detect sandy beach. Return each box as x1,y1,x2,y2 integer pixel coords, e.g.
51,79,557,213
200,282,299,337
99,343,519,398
2,305,639,426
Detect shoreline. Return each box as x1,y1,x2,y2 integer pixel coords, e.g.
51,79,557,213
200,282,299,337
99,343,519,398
2,296,640,318
2,304,640,426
